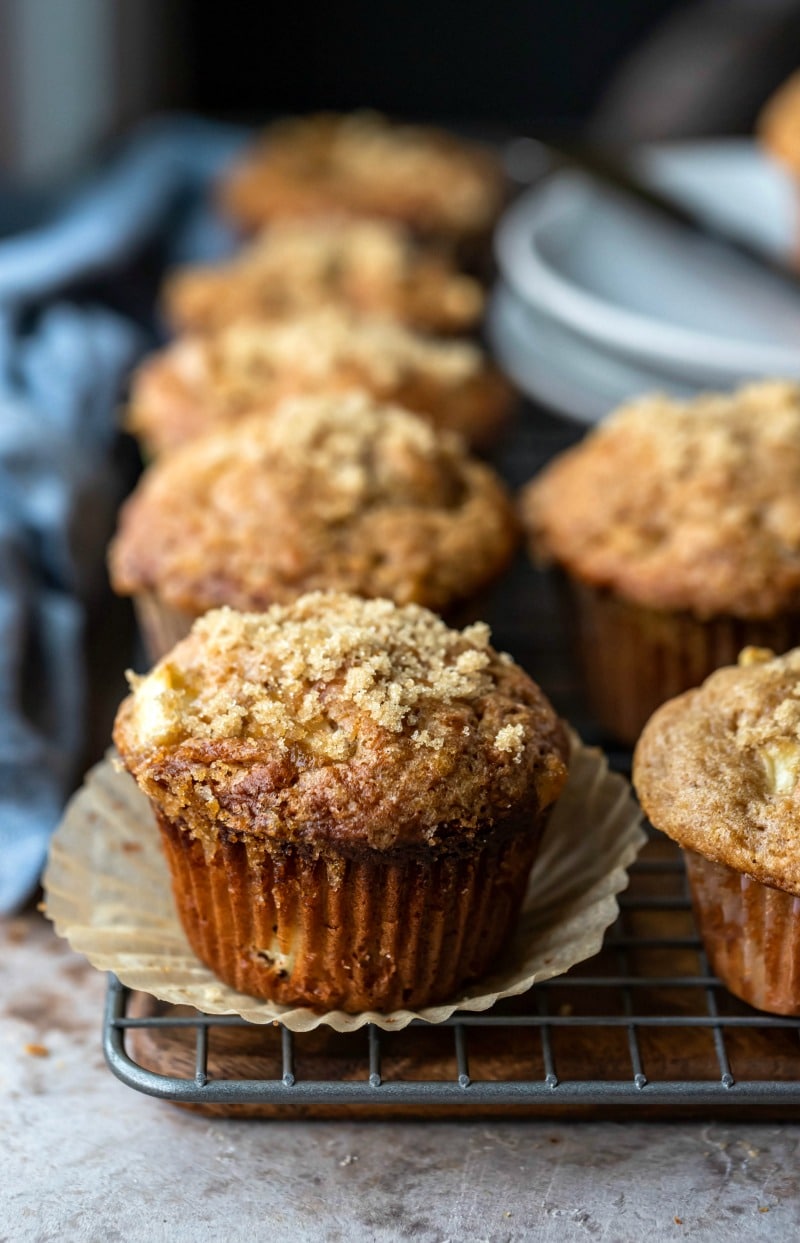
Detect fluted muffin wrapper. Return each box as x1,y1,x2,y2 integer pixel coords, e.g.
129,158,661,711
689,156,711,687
133,591,198,664
562,577,800,746
157,812,541,1013
684,849,800,1016
43,730,644,1032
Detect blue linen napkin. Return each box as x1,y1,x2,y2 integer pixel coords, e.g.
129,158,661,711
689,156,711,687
0,116,247,913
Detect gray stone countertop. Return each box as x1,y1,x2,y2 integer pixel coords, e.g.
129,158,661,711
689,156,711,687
3,910,800,1243
5,404,800,1242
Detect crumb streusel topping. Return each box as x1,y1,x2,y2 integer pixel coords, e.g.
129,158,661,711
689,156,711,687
198,311,482,389
110,392,517,614
162,218,483,335
114,594,568,848
243,218,416,283
128,305,515,455
523,381,800,618
127,600,500,751
222,111,504,234
633,645,800,893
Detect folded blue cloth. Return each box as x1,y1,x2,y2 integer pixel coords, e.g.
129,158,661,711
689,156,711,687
0,116,247,912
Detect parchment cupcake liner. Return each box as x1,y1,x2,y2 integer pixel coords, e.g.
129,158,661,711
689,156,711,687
564,578,800,745
43,730,644,1033
133,591,197,663
684,849,800,1016
156,808,545,1013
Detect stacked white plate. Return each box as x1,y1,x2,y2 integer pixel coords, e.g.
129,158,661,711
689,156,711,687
488,140,800,423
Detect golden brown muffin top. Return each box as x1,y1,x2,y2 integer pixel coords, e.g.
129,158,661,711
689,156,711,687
162,218,483,336
113,594,568,850
759,71,800,175
127,310,485,454
521,381,800,619
218,111,505,238
110,392,517,615
634,646,800,894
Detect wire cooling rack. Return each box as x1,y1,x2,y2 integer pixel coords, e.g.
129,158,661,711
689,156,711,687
102,824,800,1113
100,408,800,1115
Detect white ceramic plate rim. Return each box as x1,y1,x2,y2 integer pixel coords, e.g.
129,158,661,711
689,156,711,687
486,284,697,424
495,169,800,379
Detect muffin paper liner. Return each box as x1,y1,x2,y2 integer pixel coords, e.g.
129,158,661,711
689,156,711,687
133,592,197,663
564,578,800,746
43,730,644,1032
156,809,544,1013
684,849,800,1016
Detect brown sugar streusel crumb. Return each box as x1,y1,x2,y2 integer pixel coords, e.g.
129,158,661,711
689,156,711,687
109,391,518,616
218,111,504,236
523,381,800,619
162,218,484,336
201,311,482,385
126,601,499,749
113,594,569,851
125,309,513,455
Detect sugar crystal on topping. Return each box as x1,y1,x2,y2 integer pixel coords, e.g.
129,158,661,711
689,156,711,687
126,595,505,758
494,723,526,761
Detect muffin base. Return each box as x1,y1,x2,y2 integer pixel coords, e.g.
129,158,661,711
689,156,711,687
684,849,800,1016
563,578,800,745
156,811,547,1014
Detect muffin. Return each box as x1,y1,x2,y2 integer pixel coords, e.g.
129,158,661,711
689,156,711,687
112,594,569,1012
634,646,800,1015
521,381,800,744
109,391,518,659
216,111,505,260
127,309,515,457
163,218,484,337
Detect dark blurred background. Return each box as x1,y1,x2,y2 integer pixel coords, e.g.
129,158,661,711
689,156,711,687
2,0,800,183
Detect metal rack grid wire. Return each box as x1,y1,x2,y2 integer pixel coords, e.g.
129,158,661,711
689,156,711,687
103,824,800,1111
